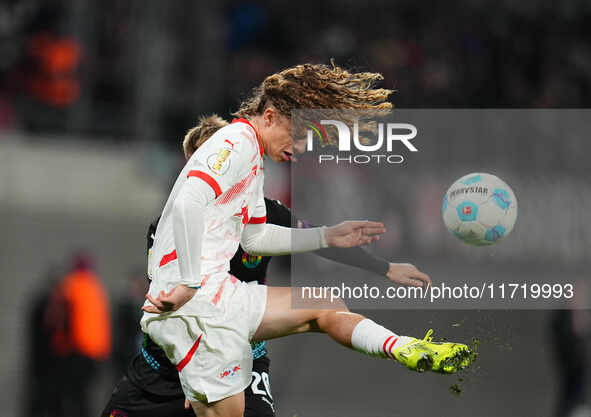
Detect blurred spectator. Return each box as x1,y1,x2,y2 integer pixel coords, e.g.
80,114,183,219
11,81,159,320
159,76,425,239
2,0,590,140
551,281,591,417
113,268,149,379
21,254,112,417
25,31,81,108
44,252,112,417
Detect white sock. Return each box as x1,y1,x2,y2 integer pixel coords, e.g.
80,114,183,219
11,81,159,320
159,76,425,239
350,319,414,360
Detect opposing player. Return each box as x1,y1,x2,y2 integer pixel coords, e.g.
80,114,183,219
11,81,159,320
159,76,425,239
102,115,415,417
142,63,473,417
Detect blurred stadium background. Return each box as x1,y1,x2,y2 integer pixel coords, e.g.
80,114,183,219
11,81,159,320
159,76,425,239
1,1,590,416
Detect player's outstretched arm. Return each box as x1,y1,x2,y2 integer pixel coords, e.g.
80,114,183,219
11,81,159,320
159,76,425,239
312,236,431,287
269,199,430,288
313,245,430,288
240,220,385,256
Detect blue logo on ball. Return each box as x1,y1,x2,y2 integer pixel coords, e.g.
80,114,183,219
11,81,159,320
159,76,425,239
485,225,506,242
460,174,482,185
492,188,511,210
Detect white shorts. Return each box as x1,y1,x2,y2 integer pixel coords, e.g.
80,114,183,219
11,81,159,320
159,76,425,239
140,275,268,403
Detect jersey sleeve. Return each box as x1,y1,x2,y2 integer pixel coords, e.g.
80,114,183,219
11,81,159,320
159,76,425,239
286,206,390,276
248,185,267,224
173,177,216,286
186,127,258,198
260,199,390,276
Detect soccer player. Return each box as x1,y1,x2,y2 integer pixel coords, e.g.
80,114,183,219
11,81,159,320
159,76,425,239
102,115,415,417
142,63,473,417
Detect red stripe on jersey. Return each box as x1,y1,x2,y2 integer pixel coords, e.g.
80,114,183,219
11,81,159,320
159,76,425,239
231,118,264,157
382,336,394,359
159,249,177,267
211,277,228,305
215,165,257,206
235,205,249,225
200,274,211,288
248,216,267,224
187,170,222,198
176,333,203,372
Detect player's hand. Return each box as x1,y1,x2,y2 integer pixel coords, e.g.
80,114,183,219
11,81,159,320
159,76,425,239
324,220,385,248
184,398,190,410
141,284,197,313
386,263,431,288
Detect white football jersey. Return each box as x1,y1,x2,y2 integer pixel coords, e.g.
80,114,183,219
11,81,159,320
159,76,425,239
148,119,266,295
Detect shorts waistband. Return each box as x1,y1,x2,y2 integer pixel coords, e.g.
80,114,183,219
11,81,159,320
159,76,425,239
252,341,267,360
141,346,161,371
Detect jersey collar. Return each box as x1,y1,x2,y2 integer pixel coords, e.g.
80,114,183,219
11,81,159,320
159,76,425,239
232,118,264,158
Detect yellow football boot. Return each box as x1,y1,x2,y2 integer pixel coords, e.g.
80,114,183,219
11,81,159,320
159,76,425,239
392,329,473,373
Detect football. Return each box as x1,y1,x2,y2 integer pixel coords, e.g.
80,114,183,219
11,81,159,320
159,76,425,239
442,173,518,246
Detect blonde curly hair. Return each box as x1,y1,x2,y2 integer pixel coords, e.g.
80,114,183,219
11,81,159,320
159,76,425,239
182,114,229,159
233,61,393,145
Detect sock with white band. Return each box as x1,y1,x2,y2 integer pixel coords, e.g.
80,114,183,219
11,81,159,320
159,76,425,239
350,319,414,360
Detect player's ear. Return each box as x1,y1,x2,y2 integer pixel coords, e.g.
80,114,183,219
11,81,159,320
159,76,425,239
263,106,276,127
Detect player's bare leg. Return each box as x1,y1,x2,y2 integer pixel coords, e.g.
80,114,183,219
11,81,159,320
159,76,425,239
253,287,473,373
191,391,244,417
252,287,364,347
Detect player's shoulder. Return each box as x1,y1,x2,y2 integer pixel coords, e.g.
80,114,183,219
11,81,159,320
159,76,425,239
205,119,259,155
187,121,260,176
